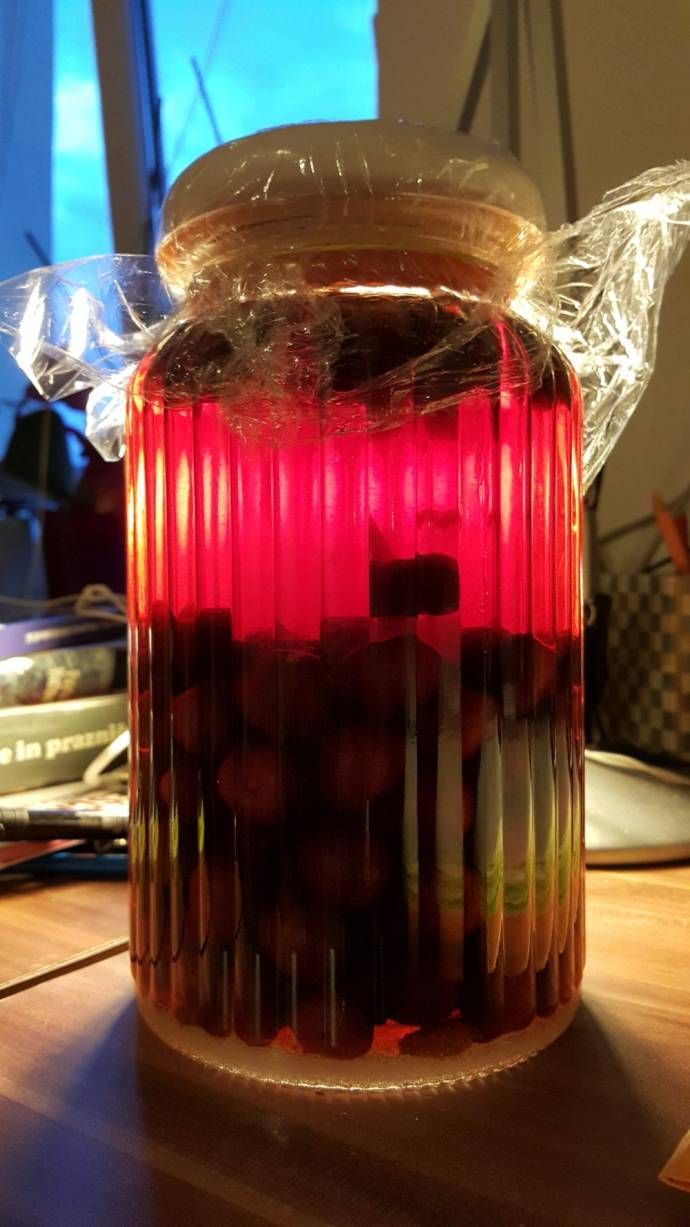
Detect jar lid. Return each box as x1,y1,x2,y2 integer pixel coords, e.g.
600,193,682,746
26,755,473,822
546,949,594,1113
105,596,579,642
157,120,546,294
161,120,545,235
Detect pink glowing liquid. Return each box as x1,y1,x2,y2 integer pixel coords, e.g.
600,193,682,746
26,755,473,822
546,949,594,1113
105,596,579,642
126,288,584,1063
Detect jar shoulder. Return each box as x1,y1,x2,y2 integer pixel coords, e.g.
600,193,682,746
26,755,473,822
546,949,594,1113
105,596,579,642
133,292,577,413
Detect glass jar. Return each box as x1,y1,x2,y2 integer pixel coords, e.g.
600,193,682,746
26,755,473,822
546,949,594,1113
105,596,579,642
127,121,584,1089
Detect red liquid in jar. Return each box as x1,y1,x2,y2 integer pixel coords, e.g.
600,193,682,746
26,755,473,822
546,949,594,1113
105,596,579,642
127,286,584,1064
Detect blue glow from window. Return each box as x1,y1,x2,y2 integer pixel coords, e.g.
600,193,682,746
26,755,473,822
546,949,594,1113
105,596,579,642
52,0,112,263
151,0,378,188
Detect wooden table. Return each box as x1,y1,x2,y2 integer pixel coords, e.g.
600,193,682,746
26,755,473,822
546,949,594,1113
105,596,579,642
0,872,127,986
0,865,687,1226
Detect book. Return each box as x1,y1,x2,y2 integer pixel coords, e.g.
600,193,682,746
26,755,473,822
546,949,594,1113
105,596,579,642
0,692,128,794
0,839,81,871
0,610,126,659
0,640,126,707
0,771,128,873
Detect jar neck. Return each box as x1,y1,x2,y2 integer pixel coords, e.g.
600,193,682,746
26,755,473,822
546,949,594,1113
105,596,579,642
156,194,544,304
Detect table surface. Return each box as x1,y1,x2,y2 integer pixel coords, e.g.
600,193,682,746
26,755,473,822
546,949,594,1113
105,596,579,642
0,873,127,986
0,864,688,1227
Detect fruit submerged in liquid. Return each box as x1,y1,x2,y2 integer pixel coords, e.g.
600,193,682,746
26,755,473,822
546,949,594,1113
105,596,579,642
127,285,584,1060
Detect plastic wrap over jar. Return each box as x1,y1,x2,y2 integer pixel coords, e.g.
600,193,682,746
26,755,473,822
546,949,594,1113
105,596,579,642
0,254,175,459
0,128,687,486
548,160,690,484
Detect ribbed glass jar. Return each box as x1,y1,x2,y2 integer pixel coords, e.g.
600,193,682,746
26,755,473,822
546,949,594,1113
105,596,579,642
127,233,584,1089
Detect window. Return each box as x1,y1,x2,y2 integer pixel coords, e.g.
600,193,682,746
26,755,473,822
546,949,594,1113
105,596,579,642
53,0,112,263
150,0,378,188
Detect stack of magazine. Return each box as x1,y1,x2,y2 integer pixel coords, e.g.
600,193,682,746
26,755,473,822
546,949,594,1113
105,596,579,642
0,607,129,870
0,608,128,794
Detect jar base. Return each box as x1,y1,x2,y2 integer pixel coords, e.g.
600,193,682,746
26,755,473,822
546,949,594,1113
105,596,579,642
137,991,581,1091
